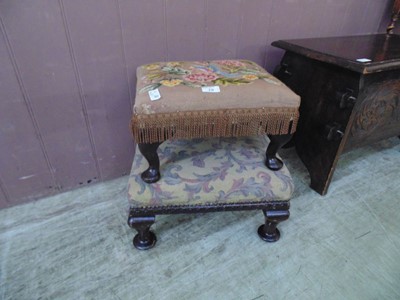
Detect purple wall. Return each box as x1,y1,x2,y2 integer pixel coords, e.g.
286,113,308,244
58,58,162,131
0,0,393,208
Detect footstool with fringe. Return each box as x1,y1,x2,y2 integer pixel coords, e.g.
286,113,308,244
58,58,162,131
131,60,300,184
128,59,299,250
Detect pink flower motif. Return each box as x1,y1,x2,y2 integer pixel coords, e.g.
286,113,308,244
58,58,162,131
214,60,246,67
184,71,219,83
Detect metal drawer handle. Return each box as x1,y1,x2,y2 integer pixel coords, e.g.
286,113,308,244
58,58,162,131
281,63,292,77
325,123,344,141
337,88,357,109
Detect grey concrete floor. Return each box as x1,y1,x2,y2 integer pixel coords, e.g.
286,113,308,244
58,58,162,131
1,138,400,300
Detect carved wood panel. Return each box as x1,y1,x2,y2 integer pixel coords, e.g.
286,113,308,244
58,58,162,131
346,79,400,150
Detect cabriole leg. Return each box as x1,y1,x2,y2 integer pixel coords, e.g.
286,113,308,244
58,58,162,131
138,142,162,183
266,134,293,170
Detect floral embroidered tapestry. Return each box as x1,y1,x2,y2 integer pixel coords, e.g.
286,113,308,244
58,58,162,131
139,60,282,93
128,136,294,207
132,60,300,143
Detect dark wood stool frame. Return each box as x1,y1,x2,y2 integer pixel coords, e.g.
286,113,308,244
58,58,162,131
138,133,293,184
131,118,294,250
128,201,290,250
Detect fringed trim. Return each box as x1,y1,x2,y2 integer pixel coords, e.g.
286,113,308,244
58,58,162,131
131,108,299,144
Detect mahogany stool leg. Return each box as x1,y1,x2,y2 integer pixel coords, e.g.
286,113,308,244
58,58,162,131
138,142,162,183
128,214,157,250
265,134,292,170
258,207,290,242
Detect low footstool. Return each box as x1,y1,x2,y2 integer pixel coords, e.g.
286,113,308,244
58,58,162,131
131,60,300,183
128,136,294,250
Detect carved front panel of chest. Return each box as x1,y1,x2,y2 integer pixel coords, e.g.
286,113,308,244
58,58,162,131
346,76,400,150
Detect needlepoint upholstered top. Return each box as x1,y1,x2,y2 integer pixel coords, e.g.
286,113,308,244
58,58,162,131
131,60,300,144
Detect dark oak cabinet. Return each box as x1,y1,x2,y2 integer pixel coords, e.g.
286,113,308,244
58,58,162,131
273,34,400,195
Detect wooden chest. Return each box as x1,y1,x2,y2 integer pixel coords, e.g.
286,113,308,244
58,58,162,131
272,34,400,195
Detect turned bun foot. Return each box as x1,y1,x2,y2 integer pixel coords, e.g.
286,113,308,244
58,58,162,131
133,231,157,250
141,168,161,184
258,208,289,243
128,214,157,250
257,225,281,242
265,157,284,171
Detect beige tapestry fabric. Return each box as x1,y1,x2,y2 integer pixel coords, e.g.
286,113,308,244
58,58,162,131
128,136,294,208
131,60,300,143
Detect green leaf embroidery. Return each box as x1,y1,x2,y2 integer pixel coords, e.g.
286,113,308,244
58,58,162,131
240,70,262,75
220,66,242,74
213,78,250,86
139,83,162,94
161,66,190,75
146,72,164,80
182,82,204,88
